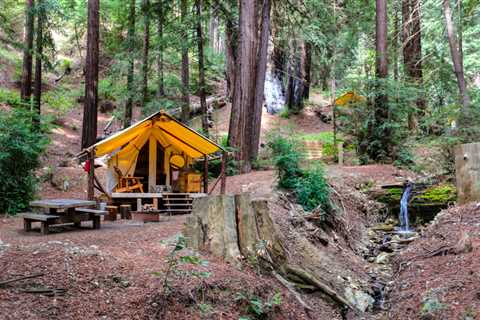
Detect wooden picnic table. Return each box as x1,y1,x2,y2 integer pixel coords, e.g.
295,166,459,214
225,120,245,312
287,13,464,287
30,199,97,214
23,199,105,234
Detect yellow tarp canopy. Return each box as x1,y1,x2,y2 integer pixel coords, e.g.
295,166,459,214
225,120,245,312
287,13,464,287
335,91,366,106
90,111,222,159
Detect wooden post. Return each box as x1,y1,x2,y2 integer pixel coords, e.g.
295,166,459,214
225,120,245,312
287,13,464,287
455,143,480,204
148,135,157,192
105,205,118,221
120,204,132,219
203,155,209,193
220,151,227,194
88,149,95,200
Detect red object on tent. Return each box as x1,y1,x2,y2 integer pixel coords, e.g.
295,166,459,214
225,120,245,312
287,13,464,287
84,159,91,173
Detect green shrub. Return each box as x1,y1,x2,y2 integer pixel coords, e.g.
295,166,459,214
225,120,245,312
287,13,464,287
267,132,332,213
0,109,48,214
0,88,25,108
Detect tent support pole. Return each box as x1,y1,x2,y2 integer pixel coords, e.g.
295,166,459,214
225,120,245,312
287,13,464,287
203,155,209,193
220,151,227,195
88,149,95,201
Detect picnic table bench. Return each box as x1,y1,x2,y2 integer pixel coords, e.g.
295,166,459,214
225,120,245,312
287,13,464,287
23,199,106,235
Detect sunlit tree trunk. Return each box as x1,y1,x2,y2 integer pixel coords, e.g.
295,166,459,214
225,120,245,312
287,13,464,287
81,0,99,149
443,0,470,109
21,0,35,104
124,0,135,128
250,0,270,161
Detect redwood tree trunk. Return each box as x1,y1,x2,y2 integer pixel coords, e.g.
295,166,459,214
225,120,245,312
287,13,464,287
180,0,190,123
303,42,312,100
156,0,165,97
402,0,424,130
81,0,100,149
371,0,390,160
443,0,470,109
195,0,209,135
21,0,35,104
230,0,258,173
250,0,271,161
124,0,135,128
33,0,43,125
141,0,150,108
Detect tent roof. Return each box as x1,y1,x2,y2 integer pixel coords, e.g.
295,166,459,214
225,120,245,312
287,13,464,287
87,111,223,158
335,91,366,106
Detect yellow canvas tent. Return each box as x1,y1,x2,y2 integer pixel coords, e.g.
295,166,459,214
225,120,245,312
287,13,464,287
85,111,223,194
335,91,366,106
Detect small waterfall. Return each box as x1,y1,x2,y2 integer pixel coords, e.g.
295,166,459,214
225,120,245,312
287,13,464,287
399,183,413,232
264,71,285,114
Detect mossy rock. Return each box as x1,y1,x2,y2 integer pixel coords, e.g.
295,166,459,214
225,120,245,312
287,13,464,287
414,183,456,204
375,187,403,205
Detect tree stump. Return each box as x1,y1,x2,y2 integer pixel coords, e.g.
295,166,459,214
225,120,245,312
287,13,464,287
119,204,132,219
455,142,480,204
105,205,118,221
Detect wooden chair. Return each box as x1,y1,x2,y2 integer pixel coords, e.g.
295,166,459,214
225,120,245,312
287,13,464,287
114,166,144,193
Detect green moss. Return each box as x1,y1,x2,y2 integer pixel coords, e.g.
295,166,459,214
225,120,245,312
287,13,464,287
416,184,456,203
377,187,403,204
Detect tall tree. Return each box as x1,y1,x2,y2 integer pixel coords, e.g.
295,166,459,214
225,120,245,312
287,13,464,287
21,0,35,104
371,0,390,159
195,0,209,135
33,0,43,124
229,0,271,172
124,0,136,128
250,0,270,161
156,0,165,98
81,0,100,149
141,0,150,108
443,0,470,109
180,0,190,123
402,0,424,129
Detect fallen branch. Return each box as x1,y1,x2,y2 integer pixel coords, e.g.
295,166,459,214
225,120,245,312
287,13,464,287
0,273,44,287
272,270,313,317
285,265,359,313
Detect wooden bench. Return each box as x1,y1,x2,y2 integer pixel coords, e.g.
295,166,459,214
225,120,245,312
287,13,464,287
21,213,60,235
75,208,107,229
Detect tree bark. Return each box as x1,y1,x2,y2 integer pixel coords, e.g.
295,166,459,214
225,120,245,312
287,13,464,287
141,0,150,109
180,0,190,123
443,0,470,109
156,0,165,98
124,0,135,128
81,0,100,149
33,0,43,126
303,42,312,100
21,0,35,104
371,0,390,160
402,0,424,130
195,0,209,135
250,0,271,161
230,0,258,173
224,13,237,102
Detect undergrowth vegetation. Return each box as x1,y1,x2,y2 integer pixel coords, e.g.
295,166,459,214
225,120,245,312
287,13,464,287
0,109,48,214
267,131,332,213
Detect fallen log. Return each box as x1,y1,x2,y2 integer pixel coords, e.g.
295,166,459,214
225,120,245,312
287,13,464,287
284,265,359,313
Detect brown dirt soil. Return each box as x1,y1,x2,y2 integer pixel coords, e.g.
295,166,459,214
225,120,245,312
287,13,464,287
0,216,317,320
388,203,480,319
